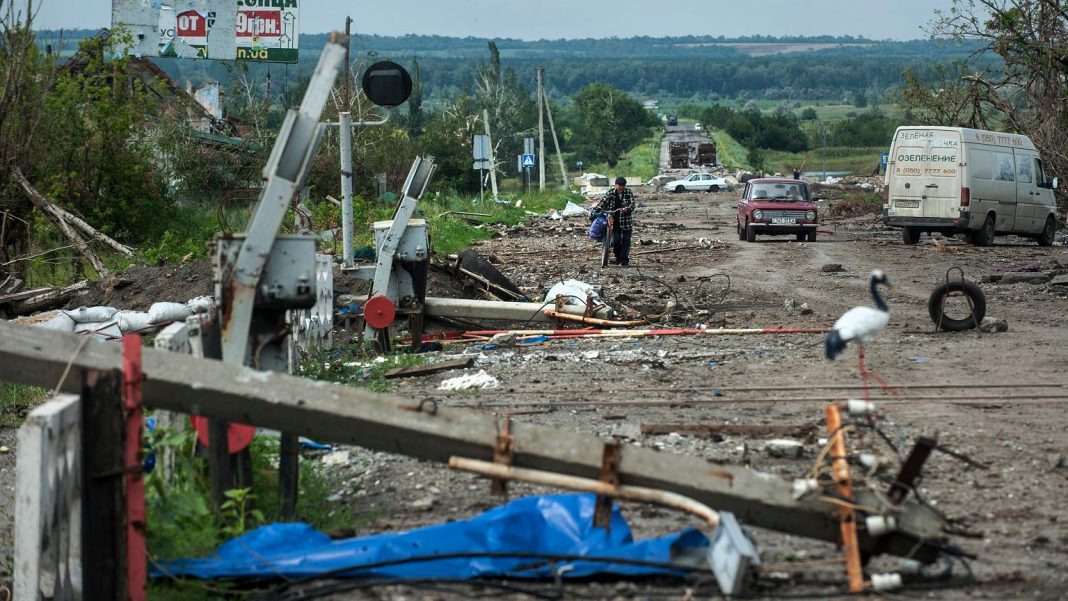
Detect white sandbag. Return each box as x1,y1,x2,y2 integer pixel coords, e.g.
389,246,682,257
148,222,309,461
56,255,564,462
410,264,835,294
148,302,193,324
186,295,215,314
117,310,152,332
545,279,600,308
63,305,118,323
561,201,586,218
33,312,76,332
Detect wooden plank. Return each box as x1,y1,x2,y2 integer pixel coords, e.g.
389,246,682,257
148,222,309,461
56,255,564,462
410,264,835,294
81,370,126,601
383,357,474,380
15,394,82,601
0,321,946,561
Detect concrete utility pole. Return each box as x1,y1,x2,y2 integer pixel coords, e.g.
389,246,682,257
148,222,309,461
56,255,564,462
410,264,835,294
340,17,355,268
537,67,545,191
541,84,568,188
483,109,498,199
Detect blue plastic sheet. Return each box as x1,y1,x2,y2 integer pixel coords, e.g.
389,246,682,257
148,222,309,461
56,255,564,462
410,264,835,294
153,494,709,581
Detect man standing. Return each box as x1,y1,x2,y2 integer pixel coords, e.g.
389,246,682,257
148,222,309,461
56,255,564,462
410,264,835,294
596,176,635,266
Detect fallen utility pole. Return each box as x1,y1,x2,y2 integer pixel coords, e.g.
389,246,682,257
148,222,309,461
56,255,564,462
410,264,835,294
0,321,947,561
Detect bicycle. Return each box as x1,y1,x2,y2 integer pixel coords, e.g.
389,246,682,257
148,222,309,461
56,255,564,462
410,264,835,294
597,207,625,268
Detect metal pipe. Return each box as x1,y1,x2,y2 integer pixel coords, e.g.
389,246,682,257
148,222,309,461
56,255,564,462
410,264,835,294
543,310,645,328
340,111,354,267
448,456,720,530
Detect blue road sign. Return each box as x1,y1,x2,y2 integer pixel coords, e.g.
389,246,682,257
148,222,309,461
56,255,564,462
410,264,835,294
521,153,535,169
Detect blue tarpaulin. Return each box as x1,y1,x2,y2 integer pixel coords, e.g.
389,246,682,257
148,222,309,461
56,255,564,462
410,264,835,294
153,494,709,581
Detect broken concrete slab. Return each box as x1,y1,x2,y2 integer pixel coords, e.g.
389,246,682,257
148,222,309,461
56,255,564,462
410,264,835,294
999,272,1051,285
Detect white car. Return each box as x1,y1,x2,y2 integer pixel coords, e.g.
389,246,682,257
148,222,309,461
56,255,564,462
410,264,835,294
664,173,728,193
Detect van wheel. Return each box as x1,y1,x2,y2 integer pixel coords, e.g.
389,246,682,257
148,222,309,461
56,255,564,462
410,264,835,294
746,222,757,242
928,279,987,331
902,227,921,245
1037,216,1056,246
972,215,996,246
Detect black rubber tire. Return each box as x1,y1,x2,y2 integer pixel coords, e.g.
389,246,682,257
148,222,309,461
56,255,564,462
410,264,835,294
745,222,757,242
795,232,805,241
928,279,986,331
737,220,746,241
1037,216,1056,247
807,229,817,242
710,185,720,193
675,185,686,193
902,227,921,245
972,215,996,246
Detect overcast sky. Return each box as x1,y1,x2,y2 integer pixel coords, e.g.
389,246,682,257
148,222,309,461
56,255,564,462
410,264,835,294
31,0,955,40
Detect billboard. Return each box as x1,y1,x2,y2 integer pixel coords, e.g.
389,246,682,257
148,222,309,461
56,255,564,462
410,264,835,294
113,0,299,63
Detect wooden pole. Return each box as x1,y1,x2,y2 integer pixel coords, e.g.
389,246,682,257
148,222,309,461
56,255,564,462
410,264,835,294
824,403,865,593
0,321,947,561
81,369,126,601
540,82,569,188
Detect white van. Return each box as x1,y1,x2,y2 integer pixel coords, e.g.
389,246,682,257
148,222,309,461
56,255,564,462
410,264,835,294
883,126,1059,246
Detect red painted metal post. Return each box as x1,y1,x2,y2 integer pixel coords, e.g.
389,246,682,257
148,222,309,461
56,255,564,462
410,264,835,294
122,334,147,601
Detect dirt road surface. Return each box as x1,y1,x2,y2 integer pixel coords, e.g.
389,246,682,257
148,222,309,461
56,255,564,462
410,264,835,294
4,190,1068,599
328,189,1068,599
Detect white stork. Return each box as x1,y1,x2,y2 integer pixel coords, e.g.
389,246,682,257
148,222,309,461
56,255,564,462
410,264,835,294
825,270,894,398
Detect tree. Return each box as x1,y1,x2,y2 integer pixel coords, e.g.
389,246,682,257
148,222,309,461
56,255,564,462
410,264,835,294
903,0,1068,206
408,56,423,136
567,83,657,166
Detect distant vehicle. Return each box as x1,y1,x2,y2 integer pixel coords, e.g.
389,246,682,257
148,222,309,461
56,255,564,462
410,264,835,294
667,115,678,126
737,178,819,242
694,123,702,131
883,126,1059,246
664,172,728,193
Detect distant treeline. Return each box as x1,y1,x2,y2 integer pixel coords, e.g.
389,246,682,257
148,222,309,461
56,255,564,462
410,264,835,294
35,30,997,102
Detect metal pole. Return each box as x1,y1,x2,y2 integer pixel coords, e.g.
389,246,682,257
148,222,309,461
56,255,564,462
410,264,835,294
340,111,354,267
537,67,545,191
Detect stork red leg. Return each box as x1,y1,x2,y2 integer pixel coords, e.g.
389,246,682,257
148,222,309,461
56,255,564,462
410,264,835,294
857,344,871,401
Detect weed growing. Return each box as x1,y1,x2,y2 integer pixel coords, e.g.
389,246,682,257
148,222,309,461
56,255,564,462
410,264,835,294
0,383,48,428
826,191,884,218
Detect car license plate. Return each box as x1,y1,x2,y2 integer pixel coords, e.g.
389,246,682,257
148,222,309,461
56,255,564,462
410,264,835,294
771,217,796,224
896,200,920,208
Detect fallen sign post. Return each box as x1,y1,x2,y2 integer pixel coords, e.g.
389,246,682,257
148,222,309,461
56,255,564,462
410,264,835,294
0,321,952,562
383,357,474,380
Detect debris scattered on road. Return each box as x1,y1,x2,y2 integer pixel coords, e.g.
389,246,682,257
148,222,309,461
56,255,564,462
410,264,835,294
978,317,1009,333
438,369,501,391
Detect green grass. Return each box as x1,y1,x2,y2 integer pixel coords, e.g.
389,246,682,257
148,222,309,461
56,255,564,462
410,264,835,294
0,382,49,427
765,146,884,176
710,130,751,170
308,184,585,260
581,131,662,181
298,348,429,392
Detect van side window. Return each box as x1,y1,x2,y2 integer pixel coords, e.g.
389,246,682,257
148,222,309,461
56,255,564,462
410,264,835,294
971,149,992,180
1034,159,1046,185
1015,155,1033,184
994,152,1015,182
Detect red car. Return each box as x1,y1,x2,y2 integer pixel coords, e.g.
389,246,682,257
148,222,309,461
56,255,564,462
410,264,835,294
736,178,819,242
